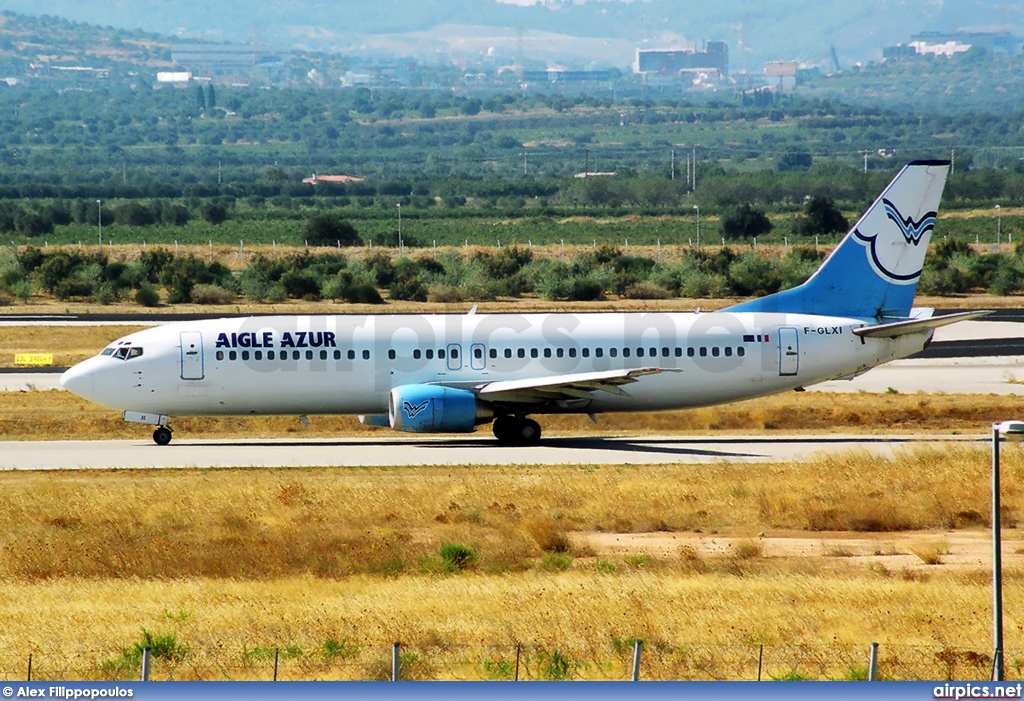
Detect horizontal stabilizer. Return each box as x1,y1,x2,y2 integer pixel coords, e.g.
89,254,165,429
852,310,992,339
476,367,677,403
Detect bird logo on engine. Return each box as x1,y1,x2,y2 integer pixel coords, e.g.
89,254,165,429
403,399,430,419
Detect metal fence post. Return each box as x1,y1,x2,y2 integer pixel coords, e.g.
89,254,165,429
141,647,151,682
631,639,643,681
392,642,400,682
27,654,32,682
514,643,521,681
868,642,879,681
757,645,763,681
273,648,279,682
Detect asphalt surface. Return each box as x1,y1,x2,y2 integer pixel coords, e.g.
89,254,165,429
0,434,984,470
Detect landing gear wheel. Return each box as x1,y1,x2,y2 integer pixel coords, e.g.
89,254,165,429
153,426,172,446
492,416,515,443
492,416,542,446
518,418,541,445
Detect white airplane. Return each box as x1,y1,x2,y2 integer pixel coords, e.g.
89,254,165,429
61,160,984,446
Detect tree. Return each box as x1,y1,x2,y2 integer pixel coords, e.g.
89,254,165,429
777,147,813,172
205,83,216,109
200,202,228,224
304,214,361,247
194,83,206,116
792,196,848,237
720,203,773,240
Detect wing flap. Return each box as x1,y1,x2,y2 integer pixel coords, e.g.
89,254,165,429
476,367,678,404
852,310,992,339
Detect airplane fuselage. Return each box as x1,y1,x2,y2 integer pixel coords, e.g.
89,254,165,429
62,311,929,419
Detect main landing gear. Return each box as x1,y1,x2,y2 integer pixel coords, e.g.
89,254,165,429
153,426,173,446
492,415,542,446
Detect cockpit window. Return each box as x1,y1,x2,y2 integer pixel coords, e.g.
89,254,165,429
113,347,129,360
127,347,143,359
100,347,115,356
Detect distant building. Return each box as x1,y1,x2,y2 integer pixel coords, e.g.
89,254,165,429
521,70,613,90
764,61,797,91
47,66,109,80
302,174,365,185
171,43,290,82
574,172,617,179
884,31,1023,60
157,72,192,83
634,42,729,79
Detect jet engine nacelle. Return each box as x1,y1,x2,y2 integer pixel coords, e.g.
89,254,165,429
388,384,492,433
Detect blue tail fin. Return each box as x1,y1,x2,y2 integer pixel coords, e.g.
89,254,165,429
725,160,951,320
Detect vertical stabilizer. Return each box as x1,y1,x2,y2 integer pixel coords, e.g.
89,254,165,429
725,160,950,320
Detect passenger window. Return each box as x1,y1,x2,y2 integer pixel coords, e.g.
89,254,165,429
661,347,669,357
242,350,250,361
724,347,733,357
229,351,237,361
504,349,512,359
699,347,707,357
712,347,720,357
738,346,746,357
362,349,370,360
332,350,340,360
388,349,396,360
413,349,421,359
568,348,577,358
637,348,644,358
610,348,617,358
320,350,328,360
595,347,603,358
623,348,630,358
675,348,682,357
254,351,262,361
347,350,356,360
475,348,483,359
292,350,300,360
517,348,525,359
305,350,313,360
453,348,459,359
438,349,445,360
269,350,276,360
687,347,695,357
543,348,552,358
556,348,564,358
530,348,538,359
489,349,497,359
426,349,434,360
650,347,657,357
216,350,224,361
582,348,590,358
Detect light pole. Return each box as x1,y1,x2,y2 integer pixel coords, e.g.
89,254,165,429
693,204,700,250
96,199,102,249
396,203,402,256
996,204,1001,252
991,420,1024,681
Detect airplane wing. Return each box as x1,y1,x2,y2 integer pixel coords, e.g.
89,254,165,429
474,367,678,404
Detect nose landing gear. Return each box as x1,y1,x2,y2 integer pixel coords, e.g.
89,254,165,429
153,426,173,446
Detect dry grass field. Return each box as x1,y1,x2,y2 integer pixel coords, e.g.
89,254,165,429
0,449,1023,680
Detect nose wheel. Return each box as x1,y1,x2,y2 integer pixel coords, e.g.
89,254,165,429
153,426,173,446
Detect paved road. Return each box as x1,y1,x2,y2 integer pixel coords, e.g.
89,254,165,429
0,434,983,470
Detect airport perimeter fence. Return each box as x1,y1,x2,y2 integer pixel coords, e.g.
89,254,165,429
0,642,1018,682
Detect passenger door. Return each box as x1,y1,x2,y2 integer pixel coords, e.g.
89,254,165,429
180,331,205,380
778,327,799,377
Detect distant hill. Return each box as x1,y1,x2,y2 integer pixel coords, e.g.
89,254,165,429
0,0,1019,70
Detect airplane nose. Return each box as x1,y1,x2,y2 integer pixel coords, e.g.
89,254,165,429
60,362,94,399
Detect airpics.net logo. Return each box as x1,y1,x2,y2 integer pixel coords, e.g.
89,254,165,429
933,682,1024,699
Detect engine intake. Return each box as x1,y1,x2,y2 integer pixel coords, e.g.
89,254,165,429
388,384,492,433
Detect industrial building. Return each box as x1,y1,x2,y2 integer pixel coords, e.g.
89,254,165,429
171,43,290,82
634,42,729,79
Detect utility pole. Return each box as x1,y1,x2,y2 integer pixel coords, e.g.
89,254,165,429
96,199,102,249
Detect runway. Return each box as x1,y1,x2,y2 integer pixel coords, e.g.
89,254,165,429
0,433,983,470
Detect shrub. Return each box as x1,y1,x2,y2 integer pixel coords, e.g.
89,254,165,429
135,283,161,307
439,542,477,571
427,285,465,303
623,281,671,299
388,277,428,302
720,203,773,240
200,202,228,224
190,284,236,305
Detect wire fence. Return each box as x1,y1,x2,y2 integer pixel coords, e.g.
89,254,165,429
1,642,1020,682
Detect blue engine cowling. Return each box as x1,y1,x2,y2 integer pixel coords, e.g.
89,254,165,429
388,384,489,433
